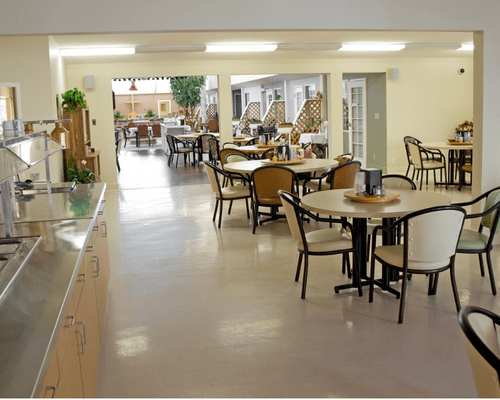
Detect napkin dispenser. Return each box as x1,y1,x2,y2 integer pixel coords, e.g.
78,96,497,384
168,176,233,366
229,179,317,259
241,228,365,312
364,168,382,195
277,144,290,160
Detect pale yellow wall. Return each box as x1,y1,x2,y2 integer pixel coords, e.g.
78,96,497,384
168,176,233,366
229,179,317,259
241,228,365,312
66,55,472,188
0,35,64,182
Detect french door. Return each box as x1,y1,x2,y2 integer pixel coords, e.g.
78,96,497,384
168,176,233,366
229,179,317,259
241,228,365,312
343,78,367,167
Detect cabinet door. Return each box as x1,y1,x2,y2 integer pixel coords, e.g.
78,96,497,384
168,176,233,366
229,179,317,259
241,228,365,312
55,292,84,398
76,250,101,398
93,200,110,339
38,348,59,398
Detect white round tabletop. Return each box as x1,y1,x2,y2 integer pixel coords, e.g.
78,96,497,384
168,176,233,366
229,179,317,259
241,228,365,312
224,158,338,174
301,188,451,219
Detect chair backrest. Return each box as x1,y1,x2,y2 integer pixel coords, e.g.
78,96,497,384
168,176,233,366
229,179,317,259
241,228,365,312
335,153,354,165
204,161,223,195
195,134,213,153
128,122,136,128
208,137,220,162
402,206,465,263
116,138,124,155
278,190,306,244
382,174,417,190
327,160,361,189
166,134,177,153
220,148,250,167
137,124,148,136
407,141,424,168
152,124,161,136
261,148,275,159
458,306,500,398
403,136,422,165
481,189,500,234
222,142,239,149
250,166,297,206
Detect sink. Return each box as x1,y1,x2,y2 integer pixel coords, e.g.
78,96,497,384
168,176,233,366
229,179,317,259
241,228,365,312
0,236,42,302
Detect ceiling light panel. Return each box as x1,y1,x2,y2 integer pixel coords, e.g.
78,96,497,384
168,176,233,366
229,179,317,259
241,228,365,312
339,43,405,51
60,47,136,56
458,43,474,51
206,43,277,53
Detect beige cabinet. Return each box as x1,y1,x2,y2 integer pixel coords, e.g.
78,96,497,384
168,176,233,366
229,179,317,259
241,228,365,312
38,199,109,398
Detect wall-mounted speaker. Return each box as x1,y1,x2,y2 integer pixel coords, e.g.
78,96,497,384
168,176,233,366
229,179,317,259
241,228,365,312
389,68,399,80
84,75,95,89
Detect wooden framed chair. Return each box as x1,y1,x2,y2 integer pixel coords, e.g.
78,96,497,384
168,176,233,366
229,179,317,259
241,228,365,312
204,161,252,228
136,124,151,147
207,137,220,165
369,205,466,323
250,166,298,234
453,186,500,295
151,123,161,138
192,134,214,165
458,306,500,397
278,190,363,299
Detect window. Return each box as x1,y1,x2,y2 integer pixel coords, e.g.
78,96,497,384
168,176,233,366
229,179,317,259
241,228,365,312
245,93,250,106
293,86,303,114
304,84,316,100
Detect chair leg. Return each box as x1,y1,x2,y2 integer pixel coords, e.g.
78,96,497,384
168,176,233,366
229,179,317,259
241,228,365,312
486,251,497,295
252,204,258,234
428,273,439,295
301,254,309,299
397,270,409,324
116,157,121,172
449,263,462,312
213,199,219,222
369,256,376,303
478,253,485,276
228,200,233,215
218,200,223,228
245,198,250,219
419,171,423,190
295,253,303,282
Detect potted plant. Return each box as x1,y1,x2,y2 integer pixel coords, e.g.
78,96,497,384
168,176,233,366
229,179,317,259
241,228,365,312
145,109,158,118
114,110,124,120
67,156,96,184
61,88,86,114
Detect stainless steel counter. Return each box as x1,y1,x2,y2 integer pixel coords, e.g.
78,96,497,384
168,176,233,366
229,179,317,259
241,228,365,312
0,182,106,398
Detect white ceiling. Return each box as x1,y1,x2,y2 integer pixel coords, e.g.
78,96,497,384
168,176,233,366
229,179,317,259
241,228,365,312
52,29,474,64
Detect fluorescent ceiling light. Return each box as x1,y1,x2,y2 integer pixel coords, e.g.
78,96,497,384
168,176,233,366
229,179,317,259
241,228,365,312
206,44,277,53
339,43,405,52
60,47,136,56
458,43,474,51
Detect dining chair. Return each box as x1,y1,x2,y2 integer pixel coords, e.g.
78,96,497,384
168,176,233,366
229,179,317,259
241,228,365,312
207,137,220,165
204,161,252,228
151,123,161,138
458,306,500,398
407,141,447,189
261,148,275,159
303,160,361,194
369,205,466,324
121,126,135,148
250,166,298,234
137,124,151,147
166,134,192,167
192,134,214,165
222,142,239,149
115,137,124,172
278,190,363,299
458,150,473,191
453,186,500,295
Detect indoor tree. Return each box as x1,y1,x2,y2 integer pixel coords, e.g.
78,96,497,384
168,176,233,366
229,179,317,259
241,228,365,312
170,76,206,116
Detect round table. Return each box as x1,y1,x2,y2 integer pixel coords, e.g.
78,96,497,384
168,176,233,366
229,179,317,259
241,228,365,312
301,188,451,294
224,158,338,174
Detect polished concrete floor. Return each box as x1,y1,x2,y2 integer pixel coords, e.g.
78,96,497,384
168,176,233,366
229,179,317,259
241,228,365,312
96,143,497,397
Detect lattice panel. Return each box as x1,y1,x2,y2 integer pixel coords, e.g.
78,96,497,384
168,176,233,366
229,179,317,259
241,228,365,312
263,100,285,128
290,99,321,145
207,104,218,120
238,102,261,135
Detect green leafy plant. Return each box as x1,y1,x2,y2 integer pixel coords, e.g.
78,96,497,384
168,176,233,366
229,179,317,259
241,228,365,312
249,118,261,122
114,110,124,119
170,76,206,116
280,119,293,126
61,88,86,114
145,109,157,118
67,156,96,184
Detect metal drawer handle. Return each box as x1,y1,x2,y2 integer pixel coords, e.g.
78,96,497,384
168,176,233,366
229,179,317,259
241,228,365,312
45,386,57,398
76,331,85,355
77,321,87,345
101,221,107,237
77,273,86,282
64,315,75,328
86,245,94,253
92,256,100,277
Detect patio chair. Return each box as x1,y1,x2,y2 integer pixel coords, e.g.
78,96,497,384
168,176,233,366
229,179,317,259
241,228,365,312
192,134,214,165
115,137,124,172
458,150,473,191
406,140,447,189
369,205,466,323
136,124,151,147
121,127,135,148
207,137,220,165
278,190,363,299
166,134,192,167
458,306,500,397
204,161,252,228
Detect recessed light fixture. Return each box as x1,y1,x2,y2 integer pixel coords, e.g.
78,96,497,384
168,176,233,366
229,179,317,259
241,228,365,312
206,43,277,53
339,43,405,52
60,47,136,56
458,43,474,51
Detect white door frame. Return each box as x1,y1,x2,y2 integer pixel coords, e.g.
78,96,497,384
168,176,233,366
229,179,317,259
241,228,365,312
345,78,367,167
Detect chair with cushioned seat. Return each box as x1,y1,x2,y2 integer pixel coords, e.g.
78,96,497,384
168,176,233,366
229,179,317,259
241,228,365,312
204,161,252,228
369,205,466,323
453,186,500,295
458,306,500,398
278,190,363,299
303,160,361,194
166,134,192,167
407,140,447,189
